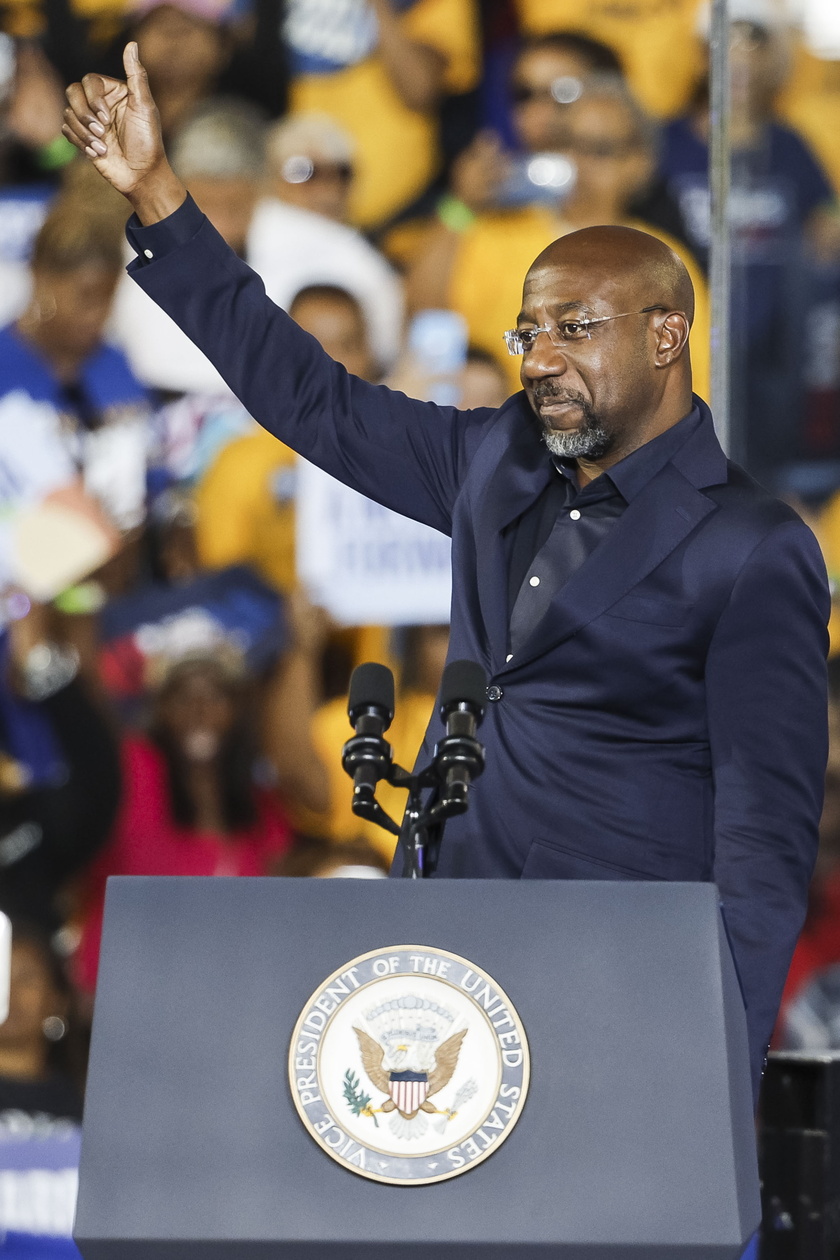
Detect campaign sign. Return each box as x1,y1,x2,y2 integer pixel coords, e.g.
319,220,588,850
295,462,451,625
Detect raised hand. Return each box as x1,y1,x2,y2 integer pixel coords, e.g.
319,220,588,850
63,42,186,223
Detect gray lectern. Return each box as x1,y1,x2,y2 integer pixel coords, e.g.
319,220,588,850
75,878,759,1259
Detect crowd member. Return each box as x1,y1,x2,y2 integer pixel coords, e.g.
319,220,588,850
195,284,377,593
119,0,236,141
196,294,506,591
0,198,151,534
0,600,120,936
285,0,480,229
0,41,75,191
0,923,83,1123
109,96,267,400
392,32,627,274
195,282,387,723
506,32,623,153
458,347,509,409
75,650,294,991
778,32,840,199
409,71,710,395
511,0,704,121
659,9,840,474
95,487,285,726
0,39,78,324
263,112,355,224
247,113,404,370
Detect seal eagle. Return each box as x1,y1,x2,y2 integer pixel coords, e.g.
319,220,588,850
353,1026,467,1139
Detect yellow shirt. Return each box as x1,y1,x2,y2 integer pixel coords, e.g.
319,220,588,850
196,426,297,593
288,0,479,228
311,688,435,861
778,44,840,198
447,204,711,400
514,0,704,120
195,427,389,676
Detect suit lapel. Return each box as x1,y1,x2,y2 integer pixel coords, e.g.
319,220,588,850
500,460,718,671
463,394,728,672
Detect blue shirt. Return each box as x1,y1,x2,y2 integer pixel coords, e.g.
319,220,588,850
0,323,147,423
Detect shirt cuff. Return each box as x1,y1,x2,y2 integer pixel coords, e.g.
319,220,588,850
125,193,205,265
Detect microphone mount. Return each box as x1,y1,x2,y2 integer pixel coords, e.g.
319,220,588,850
341,659,487,878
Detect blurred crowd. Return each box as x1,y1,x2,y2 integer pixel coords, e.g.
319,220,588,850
1,0,840,1238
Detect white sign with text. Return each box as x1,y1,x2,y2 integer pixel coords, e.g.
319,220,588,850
296,461,451,625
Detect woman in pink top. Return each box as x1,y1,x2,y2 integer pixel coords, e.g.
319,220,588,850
77,653,292,991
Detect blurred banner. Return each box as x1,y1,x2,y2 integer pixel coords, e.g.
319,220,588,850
0,1115,81,1258
295,462,451,625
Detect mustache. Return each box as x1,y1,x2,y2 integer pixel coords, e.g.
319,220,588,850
532,382,588,406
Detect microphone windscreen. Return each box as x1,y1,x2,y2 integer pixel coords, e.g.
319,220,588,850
348,662,395,723
440,659,487,713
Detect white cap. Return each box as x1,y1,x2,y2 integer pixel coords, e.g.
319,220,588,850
266,113,355,177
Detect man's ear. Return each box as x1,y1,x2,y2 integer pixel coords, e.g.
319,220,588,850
654,311,690,367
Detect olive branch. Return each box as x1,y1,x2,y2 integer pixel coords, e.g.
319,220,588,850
343,1069,379,1127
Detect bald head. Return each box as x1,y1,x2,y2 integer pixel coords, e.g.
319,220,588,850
528,225,695,326
516,225,696,471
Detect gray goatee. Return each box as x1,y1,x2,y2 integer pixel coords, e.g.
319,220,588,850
533,386,613,461
542,423,612,460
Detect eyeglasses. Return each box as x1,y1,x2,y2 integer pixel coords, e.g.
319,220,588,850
512,75,583,107
503,305,667,355
281,155,354,185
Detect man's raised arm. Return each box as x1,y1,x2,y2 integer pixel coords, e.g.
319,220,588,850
63,44,495,535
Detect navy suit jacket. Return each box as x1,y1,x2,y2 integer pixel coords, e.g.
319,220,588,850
128,198,830,1088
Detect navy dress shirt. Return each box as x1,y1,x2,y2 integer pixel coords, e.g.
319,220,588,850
505,406,703,656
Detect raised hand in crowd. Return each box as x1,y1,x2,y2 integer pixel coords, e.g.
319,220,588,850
261,589,333,819
367,0,447,113
449,129,509,214
6,43,66,153
406,130,507,313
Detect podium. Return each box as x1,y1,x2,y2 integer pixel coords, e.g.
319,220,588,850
74,877,759,1259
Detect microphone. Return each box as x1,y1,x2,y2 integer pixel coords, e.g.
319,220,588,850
434,659,486,811
343,663,396,810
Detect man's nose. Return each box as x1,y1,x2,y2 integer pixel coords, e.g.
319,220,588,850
521,338,568,382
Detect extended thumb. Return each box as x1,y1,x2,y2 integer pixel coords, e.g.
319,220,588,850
123,41,150,104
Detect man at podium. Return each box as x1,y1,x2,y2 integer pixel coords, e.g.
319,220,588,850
62,46,830,1094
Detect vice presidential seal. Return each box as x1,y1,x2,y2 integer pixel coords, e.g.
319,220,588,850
289,945,529,1185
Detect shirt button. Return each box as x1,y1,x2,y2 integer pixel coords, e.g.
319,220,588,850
144,249,154,259
486,684,504,702
529,575,540,587
506,653,513,662
569,509,581,520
